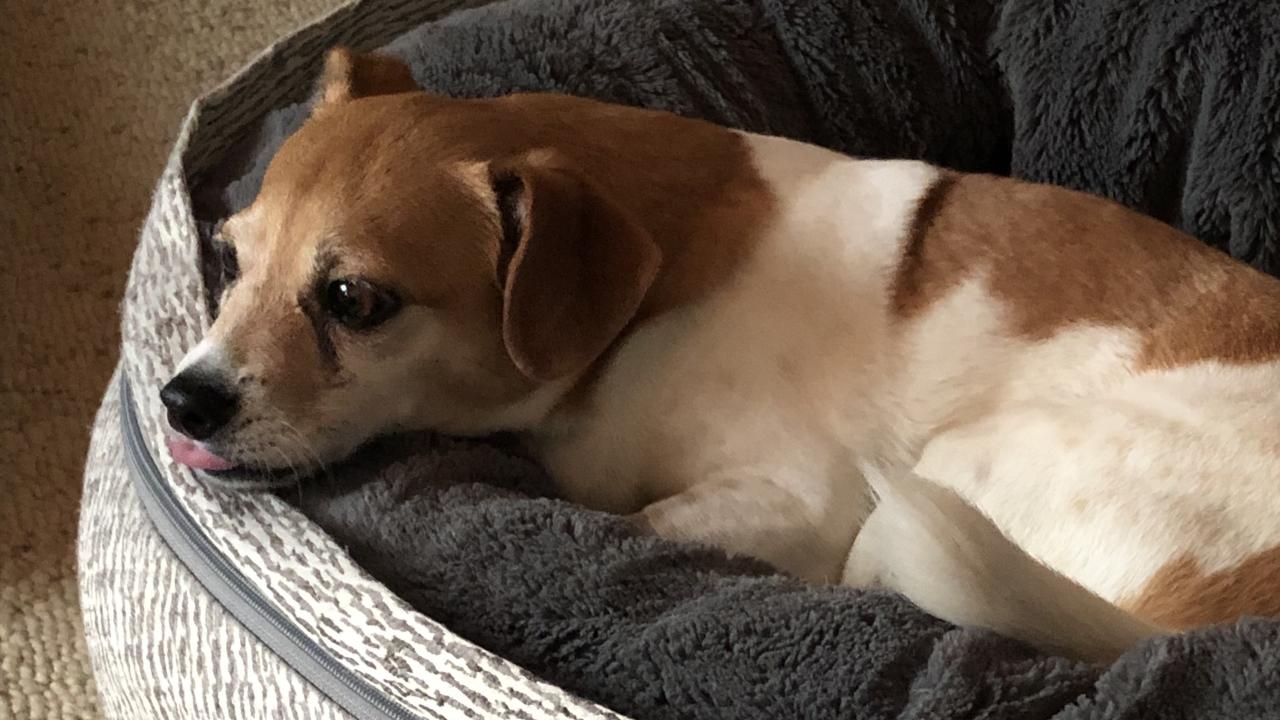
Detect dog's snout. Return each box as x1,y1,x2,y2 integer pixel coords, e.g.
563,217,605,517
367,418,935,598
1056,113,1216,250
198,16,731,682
160,371,239,440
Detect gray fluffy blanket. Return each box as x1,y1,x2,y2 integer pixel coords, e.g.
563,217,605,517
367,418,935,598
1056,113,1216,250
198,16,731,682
201,0,1280,718
293,436,1280,720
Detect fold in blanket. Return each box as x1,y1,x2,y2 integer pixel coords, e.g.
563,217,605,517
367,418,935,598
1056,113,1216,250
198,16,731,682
200,0,1280,718
295,436,1280,720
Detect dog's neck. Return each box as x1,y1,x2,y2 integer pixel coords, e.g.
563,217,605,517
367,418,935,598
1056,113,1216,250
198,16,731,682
519,138,934,512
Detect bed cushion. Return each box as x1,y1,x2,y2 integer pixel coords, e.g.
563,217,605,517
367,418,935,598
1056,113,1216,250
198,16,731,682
80,0,1280,718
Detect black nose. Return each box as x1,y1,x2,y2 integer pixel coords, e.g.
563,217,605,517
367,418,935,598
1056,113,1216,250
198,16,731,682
159,371,239,440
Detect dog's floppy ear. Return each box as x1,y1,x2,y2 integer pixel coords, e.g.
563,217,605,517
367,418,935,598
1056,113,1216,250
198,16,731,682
490,153,662,382
316,46,418,107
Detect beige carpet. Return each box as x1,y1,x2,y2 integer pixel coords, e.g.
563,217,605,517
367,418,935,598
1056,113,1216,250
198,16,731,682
0,1,340,717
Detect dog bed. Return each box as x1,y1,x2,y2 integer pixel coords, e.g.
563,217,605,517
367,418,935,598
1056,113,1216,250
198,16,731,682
78,0,1280,718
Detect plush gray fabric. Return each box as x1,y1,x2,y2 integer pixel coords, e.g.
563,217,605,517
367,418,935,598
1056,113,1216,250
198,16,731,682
292,435,1280,720
219,0,1280,274
199,0,1280,718
220,0,1013,214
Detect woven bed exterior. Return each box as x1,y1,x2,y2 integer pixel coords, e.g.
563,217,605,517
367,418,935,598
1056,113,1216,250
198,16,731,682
77,1,625,717
80,369,359,718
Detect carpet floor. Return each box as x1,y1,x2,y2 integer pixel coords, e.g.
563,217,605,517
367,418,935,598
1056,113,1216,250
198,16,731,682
0,2,339,717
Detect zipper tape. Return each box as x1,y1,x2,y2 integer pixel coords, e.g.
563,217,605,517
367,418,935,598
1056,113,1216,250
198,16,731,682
120,373,426,720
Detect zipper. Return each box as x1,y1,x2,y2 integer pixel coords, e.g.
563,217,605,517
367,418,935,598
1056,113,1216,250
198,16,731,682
119,373,427,720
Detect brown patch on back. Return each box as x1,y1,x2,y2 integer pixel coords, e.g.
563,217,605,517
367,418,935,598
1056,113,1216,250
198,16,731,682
893,172,960,317
891,173,1280,369
1125,547,1280,629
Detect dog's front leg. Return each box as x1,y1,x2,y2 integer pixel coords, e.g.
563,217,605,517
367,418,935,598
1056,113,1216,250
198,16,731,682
632,475,865,584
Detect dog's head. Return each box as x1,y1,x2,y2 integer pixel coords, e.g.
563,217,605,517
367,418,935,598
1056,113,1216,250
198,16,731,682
160,48,675,487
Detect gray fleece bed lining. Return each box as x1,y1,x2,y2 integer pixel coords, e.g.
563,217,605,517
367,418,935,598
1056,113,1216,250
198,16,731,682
191,1,1280,718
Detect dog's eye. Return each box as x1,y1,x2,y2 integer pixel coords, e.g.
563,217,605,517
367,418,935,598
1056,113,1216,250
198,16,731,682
323,277,400,330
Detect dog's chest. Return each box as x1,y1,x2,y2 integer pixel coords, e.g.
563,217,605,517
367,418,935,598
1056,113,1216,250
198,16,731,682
537,144,943,511
540,310,877,513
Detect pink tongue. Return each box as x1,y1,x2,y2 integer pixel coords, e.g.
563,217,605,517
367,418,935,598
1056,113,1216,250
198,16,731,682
166,435,237,472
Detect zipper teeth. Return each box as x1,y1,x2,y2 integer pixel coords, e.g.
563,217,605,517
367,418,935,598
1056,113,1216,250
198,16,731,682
120,374,425,720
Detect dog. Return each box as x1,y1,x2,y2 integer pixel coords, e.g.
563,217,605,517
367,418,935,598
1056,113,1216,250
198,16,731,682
161,47,1280,662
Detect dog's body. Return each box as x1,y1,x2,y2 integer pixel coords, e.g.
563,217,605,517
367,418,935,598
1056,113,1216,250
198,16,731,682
162,49,1280,663
533,132,1280,656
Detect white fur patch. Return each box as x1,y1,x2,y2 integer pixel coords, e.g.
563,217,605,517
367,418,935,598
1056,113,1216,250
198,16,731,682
917,361,1280,604
847,463,1158,661
538,129,1280,657
174,338,225,375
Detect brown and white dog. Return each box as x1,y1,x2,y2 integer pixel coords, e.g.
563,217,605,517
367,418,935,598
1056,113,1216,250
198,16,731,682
161,48,1280,662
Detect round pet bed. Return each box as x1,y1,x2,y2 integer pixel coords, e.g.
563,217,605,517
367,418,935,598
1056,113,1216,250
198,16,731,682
78,0,1280,718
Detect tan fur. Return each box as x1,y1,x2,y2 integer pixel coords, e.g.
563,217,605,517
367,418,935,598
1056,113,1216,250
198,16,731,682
290,51,775,316
894,173,1280,369
209,49,774,443
494,153,661,381
1126,546,1280,629
318,47,418,106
